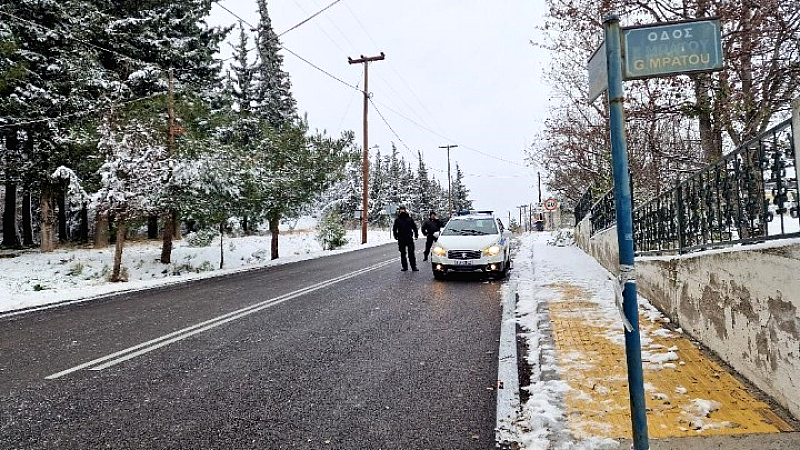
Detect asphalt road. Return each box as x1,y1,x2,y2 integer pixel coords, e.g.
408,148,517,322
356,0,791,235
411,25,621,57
0,241,505,449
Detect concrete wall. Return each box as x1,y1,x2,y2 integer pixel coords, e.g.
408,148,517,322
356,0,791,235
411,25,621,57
574,221,800,419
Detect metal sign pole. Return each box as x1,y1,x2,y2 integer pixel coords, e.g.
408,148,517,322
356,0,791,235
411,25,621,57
604,13,650,450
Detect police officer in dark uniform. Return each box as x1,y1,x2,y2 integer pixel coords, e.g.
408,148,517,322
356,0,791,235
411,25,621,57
421,211,444,261
392,205,419,271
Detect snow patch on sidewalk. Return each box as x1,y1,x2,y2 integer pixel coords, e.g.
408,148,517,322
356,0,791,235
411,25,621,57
507,232,620,449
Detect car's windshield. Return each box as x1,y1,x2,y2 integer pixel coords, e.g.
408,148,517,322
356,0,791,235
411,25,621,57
441,218,498,236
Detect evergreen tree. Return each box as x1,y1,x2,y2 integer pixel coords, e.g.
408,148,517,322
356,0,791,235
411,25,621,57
414,151,432,213
100,0,227,97
252,0,297,129
399,158,415,212
451,163,473,212
0,0,112,250
228,22,256,114
431,178,449,216
93,116,167,281
100,0,228,262
385,145,403,207
312,156,362,221
171,137,250,269
259,119,355,259
368,149,386,223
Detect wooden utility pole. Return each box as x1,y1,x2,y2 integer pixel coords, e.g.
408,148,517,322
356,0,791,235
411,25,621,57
439,144,458,217
160,68,177,264
538,171,542,203
348,52,385,244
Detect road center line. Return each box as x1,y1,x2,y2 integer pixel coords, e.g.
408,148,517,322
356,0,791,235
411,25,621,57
46,259,395,379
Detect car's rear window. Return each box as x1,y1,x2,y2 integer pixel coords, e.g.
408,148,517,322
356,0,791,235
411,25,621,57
441,218,498,236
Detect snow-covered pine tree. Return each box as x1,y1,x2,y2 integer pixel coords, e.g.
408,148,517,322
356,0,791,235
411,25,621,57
229,22,256,115
311,154,362,222
171,140,250,269
368,149,387,223
226,1,355,259
101,0,226,97
259,119,355,259
93,116,167,281
451,163,473,212
252,0,297,130
398,157,415,214
222,22,263,233
100,0,228,263
385,145,403,208
414,151,435,216
0,0,113,251
433,178,449,216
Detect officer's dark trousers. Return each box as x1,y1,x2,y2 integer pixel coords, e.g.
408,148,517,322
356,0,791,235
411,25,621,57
398,237,417,270
424,236,436,260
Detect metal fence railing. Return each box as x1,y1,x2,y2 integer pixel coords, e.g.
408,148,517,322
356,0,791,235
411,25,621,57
580,118,799,255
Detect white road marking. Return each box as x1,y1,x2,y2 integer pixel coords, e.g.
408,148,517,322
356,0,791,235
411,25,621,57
46,260,395,379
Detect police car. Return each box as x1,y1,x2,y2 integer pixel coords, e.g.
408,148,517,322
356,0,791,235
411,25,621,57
429,210,512,280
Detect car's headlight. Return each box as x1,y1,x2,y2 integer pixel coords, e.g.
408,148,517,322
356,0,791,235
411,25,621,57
484,244,502,256
432,245,447,257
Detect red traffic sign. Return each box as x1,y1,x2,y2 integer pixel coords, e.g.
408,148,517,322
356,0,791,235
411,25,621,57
543,198,559,211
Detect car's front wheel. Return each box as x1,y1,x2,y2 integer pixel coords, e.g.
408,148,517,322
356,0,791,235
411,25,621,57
433,270,446,281
497,255,511,279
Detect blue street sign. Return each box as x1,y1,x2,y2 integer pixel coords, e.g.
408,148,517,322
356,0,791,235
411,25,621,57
622,18,723,80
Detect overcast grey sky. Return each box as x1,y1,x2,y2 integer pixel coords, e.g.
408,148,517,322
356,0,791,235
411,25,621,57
208,1,553,223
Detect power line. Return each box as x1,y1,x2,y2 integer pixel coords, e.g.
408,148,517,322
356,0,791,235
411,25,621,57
282,46,360,91
302,0,361,51
370,99,529,169
279,0,343,38
340,0,443,131
338,70,362,129
214,0,342,39
368,98,533,182
289,0,349,55
367,97,413,158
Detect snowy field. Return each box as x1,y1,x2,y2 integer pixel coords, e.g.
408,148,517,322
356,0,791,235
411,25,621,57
0,220,394,314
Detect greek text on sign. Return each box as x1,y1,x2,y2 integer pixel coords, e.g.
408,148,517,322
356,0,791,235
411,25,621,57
622,18,722,80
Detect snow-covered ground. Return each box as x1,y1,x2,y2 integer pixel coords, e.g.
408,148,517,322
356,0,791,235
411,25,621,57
0,220,394,314
506,232,622,449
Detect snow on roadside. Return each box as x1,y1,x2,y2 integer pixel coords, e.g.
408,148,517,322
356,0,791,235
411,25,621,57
1,227,393,314
506,232,620,449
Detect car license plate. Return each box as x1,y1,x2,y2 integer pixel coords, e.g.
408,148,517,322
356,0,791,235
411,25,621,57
455,260,473,266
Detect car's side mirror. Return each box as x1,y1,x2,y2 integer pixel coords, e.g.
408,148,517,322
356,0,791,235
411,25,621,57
433,231,440,238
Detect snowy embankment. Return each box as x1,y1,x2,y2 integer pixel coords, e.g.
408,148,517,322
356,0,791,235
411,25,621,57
0,225,393,314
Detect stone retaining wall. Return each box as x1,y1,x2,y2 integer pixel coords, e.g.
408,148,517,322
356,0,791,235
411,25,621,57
574,222,800,419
